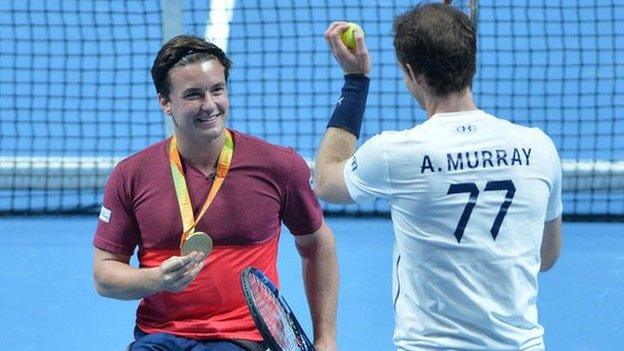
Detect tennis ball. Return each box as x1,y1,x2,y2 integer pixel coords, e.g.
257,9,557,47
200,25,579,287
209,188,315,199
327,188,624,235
341,22,364,50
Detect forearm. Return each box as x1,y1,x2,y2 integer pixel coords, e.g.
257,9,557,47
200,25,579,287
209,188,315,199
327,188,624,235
297,228,339,344
314,74,369,203
94,259,161,300
317,127,357,166
540,216,562,272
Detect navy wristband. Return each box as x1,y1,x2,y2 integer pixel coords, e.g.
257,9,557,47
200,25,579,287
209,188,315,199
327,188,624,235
327,74,370,139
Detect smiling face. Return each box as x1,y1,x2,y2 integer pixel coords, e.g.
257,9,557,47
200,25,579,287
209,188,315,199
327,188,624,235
158,59,229,144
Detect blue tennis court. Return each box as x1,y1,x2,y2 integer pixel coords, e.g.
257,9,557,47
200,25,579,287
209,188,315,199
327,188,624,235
0,217,622,350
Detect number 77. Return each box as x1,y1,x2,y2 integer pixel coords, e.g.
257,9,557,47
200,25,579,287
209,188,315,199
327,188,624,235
446,180,516,243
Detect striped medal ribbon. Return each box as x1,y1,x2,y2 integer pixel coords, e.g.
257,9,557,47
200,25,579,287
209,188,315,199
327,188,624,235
169,129,234,255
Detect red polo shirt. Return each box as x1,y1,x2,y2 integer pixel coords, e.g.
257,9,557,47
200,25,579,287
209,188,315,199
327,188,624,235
93,129,323,341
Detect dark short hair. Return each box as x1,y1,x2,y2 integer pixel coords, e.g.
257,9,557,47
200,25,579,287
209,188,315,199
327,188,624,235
393,3,476,96
151,35,232,98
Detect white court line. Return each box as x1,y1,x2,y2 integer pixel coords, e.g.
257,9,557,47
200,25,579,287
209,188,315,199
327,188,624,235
205,0,236,52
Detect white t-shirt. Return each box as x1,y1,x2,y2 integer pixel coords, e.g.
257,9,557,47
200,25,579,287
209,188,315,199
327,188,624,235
344,110,562,351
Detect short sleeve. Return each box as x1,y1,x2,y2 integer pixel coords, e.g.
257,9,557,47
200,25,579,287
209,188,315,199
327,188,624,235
343,133,393,203
93,163,140,256
281,150,323,235
543,133,563,221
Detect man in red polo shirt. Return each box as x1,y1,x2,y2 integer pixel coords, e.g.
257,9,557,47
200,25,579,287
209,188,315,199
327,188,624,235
92,35,338,351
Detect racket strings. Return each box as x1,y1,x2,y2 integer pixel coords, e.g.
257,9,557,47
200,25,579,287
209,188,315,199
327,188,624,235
249,274,305,350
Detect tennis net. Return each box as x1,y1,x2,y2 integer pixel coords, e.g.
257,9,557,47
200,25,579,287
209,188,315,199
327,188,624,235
1,0,622,219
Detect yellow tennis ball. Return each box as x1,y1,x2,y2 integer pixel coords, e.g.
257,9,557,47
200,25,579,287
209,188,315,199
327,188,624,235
341,22,364,50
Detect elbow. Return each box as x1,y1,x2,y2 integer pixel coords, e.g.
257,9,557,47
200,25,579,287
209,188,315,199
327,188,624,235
313,174,353,204
312,173,333,202
93,273,113,298
540,262,555,272
313,181,330,202
94,280,109,297
93,268,120,299
539,262,553,272
313,182,351,204
312,160,353,203
95,286,112,298
540,217,562,273
94,277,132,300
540,252,560,272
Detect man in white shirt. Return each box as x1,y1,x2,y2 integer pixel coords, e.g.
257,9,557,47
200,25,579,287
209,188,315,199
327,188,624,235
315,3,562,350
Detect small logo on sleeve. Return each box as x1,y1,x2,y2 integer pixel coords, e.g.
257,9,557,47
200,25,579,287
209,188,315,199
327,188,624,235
351,156,358,171
99,206,112,223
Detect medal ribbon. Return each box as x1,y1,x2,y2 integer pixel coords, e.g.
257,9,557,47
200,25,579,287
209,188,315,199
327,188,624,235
169,129,234,249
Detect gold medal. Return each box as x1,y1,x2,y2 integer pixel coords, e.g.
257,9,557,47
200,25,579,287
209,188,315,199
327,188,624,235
181,231,213,256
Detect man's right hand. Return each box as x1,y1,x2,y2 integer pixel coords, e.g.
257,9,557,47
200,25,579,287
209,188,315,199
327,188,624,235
324,21,371,76
155,251,206,293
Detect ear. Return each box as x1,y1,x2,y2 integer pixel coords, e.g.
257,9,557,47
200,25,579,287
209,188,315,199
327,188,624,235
402,62,421,85
158,93,172,116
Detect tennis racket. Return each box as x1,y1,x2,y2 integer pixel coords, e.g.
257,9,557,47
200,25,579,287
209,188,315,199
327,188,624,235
443,0,479,29
241,267,316,351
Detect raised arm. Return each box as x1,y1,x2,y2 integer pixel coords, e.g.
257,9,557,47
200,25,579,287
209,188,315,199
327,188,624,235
314,22,371,204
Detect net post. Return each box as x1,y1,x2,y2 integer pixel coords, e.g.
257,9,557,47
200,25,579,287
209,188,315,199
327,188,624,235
160,0,183,136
